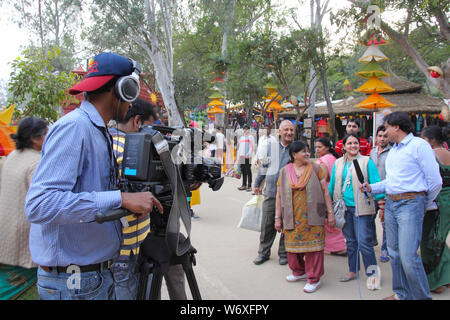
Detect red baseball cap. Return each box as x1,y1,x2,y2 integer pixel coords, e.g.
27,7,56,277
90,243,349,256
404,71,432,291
69,52,134,95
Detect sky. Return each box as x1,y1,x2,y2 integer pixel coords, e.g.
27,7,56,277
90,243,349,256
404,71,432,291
0,1,402,87
0,1,353,85
0,4,30,83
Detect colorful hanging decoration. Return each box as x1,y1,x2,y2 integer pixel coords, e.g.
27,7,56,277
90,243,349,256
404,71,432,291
356,58,390,78
427,66,443,79
207,106,226,114
355,75,395,94
354,11,395,146
208,99,226,107
358,44,388,63
0,105,17,157
354,92,396,109
360,28,387,47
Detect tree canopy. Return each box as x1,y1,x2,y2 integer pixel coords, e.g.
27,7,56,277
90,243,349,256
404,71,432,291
3,0,449,123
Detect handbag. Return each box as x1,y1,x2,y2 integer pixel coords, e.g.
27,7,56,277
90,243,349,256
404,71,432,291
238,195,263,232
333,198,346,229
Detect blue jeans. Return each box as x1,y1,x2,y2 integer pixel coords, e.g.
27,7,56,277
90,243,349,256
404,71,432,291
342,207,378,276
385,196,432,300
111,254,187,300
372,203,388,251
111,255,139,300
36,266,115,300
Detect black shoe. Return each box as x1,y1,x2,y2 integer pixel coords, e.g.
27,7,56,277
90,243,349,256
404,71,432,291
253,255,269,265
279,256,288,265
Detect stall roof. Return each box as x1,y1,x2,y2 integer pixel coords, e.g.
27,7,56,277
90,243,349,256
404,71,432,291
280,72,444,117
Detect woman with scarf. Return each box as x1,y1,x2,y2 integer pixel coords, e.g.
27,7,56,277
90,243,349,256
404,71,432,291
315,137,347,256
275,141,334,293
328,133,384,289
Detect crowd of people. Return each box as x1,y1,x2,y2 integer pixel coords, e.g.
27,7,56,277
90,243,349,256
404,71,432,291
240,112,449,298
0,50,448,300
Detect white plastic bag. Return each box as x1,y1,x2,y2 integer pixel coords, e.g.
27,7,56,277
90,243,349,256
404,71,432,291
238,195,264,232
333,198,346,229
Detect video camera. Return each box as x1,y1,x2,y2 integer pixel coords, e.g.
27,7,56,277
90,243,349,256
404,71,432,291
103,124,224,235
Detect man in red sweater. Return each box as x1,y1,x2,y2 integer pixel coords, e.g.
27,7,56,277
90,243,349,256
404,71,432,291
335,119,371,157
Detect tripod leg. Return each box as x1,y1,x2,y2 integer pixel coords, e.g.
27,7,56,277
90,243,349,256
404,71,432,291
149,266,164,300
182,259,202,300
136,261,153,300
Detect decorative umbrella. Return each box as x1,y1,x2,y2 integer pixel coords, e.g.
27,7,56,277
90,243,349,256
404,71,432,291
254,114,264,123
358,44,389,63
228,102,245,110
355,75,395,94
354,92,396,109
207,106,226,114
208,99,226,107
208,92,226,100
264,83,277,95
356,58,390,79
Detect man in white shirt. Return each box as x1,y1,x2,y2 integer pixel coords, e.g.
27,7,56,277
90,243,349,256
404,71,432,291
363,112,442,300
237,125,255,191
214,127,225,162
256,125,277,167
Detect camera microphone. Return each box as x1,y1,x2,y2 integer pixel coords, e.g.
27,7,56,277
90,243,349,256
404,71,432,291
353,159,371,204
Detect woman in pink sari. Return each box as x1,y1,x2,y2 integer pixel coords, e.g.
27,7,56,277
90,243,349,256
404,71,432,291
315,137,347,256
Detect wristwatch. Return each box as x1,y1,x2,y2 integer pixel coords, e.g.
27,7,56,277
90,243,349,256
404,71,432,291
275,216,281,220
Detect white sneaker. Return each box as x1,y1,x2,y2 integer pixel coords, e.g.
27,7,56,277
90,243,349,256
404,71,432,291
303,281,321,293
366,275,381,290
286,274,307,282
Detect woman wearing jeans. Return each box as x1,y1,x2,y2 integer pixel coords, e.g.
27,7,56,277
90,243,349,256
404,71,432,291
328,133,384,289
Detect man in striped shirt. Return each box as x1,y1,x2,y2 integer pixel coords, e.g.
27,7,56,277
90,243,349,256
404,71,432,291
109,98,187,300
335,119,371,157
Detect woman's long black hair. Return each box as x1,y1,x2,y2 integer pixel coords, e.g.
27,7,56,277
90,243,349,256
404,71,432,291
10,117,48,151
315,137,339,158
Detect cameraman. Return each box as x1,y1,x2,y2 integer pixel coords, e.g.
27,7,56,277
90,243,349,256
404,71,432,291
25,52,163,300
109,98,187,300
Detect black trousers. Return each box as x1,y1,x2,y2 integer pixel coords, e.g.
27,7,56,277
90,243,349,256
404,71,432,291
240,156,252,187
258,197,286,258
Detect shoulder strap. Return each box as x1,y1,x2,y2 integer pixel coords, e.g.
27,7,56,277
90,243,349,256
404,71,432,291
151,132,191,257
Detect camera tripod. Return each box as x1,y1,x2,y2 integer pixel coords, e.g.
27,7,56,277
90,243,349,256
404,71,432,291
135,231,202,300
95,207,202,300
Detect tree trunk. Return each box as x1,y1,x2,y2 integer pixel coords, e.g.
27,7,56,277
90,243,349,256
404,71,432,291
432,7,450,43
142,0,183,127
149,46,183,126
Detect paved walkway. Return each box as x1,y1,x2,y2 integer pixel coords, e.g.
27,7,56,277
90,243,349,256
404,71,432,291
162,175,450,300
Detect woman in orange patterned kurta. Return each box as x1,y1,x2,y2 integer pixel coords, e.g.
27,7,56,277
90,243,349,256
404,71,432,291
281,168,327,252
276,141,334,293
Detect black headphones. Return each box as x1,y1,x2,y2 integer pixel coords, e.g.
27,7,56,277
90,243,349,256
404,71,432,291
114,59,142,102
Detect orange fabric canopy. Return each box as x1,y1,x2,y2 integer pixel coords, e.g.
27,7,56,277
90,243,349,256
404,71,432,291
265,99,283,111
207,106,225,114
355,75,395,94
354,92,396,110
208,99,226,107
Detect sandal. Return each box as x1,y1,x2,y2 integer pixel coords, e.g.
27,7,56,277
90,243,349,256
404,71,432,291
339,273,357,282
431,286,445,294
331,250,347,256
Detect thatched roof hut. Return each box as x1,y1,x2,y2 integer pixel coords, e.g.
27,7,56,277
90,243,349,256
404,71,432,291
280,72,444,117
